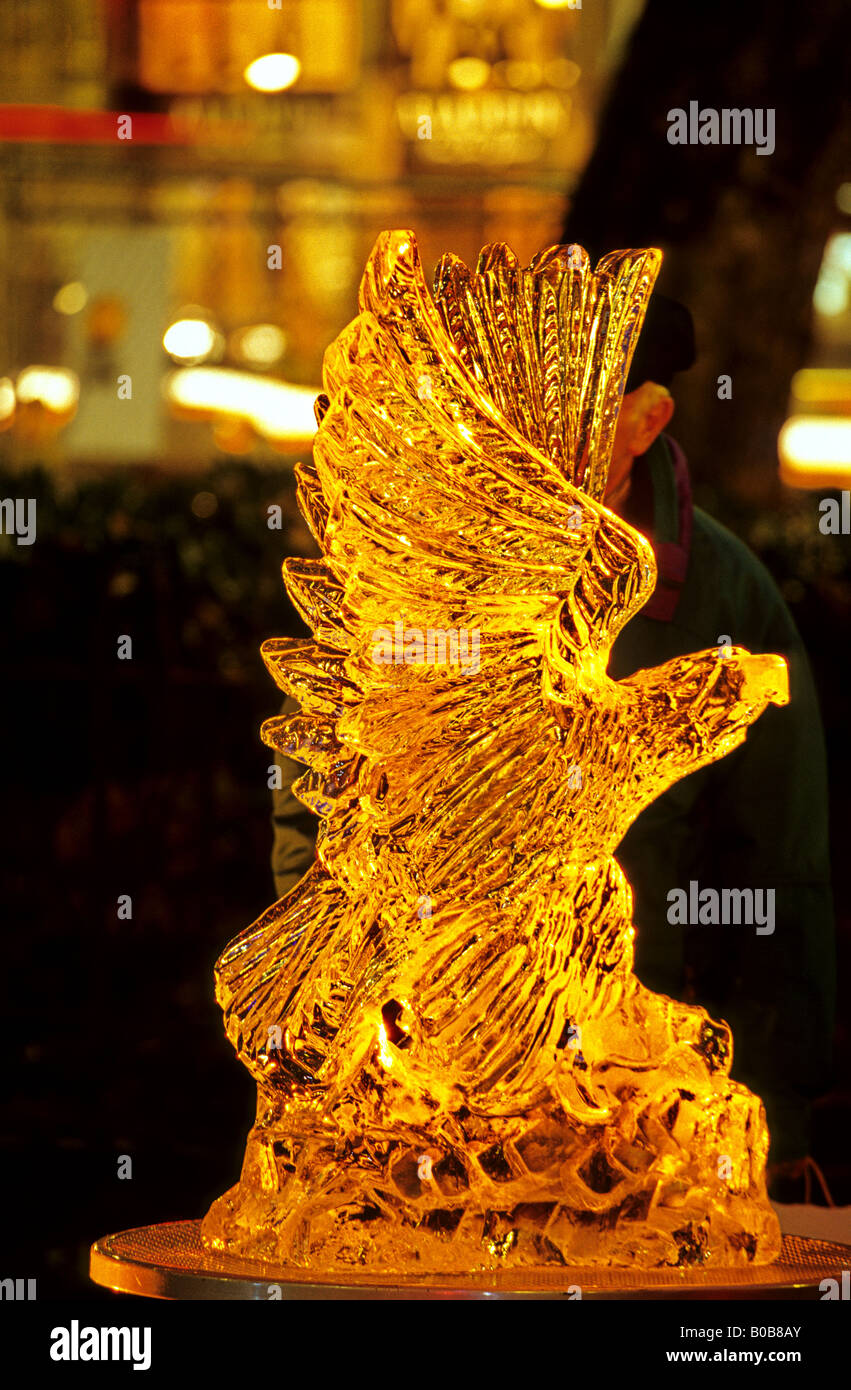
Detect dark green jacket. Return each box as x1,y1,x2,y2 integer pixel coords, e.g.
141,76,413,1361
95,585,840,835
271,434,835,1160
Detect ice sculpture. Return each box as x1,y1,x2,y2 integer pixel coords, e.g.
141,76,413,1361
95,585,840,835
202,232,787,1273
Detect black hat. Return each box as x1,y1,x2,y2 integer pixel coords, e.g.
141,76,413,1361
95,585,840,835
625,292,696,393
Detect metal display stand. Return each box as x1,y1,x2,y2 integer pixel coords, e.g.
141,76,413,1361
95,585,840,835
90,1221,850,1300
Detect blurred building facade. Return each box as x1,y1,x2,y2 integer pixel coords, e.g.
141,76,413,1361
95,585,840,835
0,0,645,468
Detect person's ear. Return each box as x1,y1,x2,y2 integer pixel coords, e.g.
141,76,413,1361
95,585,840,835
632,385,674,455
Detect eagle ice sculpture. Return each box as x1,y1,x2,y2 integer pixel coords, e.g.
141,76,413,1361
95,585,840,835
202,232,787,1274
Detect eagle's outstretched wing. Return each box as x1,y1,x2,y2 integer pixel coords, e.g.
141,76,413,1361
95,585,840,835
262,231,659,833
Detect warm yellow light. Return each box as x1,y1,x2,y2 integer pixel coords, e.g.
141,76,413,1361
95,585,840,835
779,415,851,487
53,281,88,316
790,368,851,407
244,53,300,93
544,57,581,88
163,318,217,364
0,377,16,422
165,367,317,441
447,57,491,91
503,60,543,90
16,366,79,413
534,0,575,8
231,324,287,367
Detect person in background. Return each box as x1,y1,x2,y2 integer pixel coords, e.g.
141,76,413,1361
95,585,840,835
270,293,835,1200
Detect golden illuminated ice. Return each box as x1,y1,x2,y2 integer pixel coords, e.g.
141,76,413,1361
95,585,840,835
202,232,787,1272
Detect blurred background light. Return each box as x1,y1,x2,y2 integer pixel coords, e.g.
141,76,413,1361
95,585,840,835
163,317,218,364
190,490,218,518
779,416,851,488
165,367,317,443
243,53,301,93
813,233,851,318
231,324,287,367
53,281,89,316
447,57,491,91
814,271,848,318
830,233,851,274
790,368,851,408
502,60,543,89
543,58,581,88
0,377,16,426
16,365,80,413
